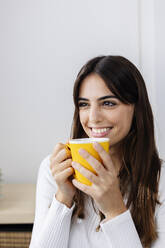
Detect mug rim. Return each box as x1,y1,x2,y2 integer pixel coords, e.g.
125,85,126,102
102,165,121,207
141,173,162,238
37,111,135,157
69,137,109,144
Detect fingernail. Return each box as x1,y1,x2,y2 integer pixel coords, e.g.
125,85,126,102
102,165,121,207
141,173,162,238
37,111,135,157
93,142,99,149
72,161,77,167
79,148,85,155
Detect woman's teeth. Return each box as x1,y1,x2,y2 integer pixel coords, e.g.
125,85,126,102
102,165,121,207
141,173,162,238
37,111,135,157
92,127,111,134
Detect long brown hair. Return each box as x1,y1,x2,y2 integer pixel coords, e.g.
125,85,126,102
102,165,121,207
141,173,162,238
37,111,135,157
70,55,161,247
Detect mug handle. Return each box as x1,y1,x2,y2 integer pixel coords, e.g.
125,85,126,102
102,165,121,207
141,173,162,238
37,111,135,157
65,143,71,157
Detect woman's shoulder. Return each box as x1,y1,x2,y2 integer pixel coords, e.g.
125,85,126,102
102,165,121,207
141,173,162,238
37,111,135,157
39,154,51,169
38,154,51,173
37,154,54,182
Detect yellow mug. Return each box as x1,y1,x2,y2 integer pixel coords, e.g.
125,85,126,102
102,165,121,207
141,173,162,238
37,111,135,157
65,138,110,186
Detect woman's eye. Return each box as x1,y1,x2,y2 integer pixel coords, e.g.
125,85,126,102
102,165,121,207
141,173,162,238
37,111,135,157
78,102,88,108
103,101,116,106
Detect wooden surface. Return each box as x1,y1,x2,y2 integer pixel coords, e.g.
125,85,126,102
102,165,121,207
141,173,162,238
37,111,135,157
0,184,36,224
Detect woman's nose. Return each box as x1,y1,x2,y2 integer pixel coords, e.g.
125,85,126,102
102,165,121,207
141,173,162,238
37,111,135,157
88,105,102,123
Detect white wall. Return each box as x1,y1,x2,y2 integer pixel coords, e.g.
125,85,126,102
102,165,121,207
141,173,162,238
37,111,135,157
0,0,164,183
154,0,165,160
139,0,165,160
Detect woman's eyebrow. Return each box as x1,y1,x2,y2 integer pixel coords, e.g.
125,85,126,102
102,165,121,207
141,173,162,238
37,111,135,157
78,95,118,101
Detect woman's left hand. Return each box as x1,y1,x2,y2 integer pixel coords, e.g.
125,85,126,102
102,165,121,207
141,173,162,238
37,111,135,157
71,142,127,221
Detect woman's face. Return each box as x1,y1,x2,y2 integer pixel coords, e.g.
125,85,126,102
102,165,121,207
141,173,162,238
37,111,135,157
78,73,134,152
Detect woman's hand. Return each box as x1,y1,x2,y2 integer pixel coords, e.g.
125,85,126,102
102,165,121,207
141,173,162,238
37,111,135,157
71,142,127,220
50,143,76,208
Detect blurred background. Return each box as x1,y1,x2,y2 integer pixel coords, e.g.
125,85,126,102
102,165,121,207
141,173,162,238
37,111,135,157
0,0,165,183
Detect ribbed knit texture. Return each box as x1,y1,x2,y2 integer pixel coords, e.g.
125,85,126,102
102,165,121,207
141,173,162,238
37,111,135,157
29,156,165,248
36,197,74,248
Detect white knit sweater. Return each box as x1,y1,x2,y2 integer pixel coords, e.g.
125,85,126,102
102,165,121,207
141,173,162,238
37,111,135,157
29,156,165,248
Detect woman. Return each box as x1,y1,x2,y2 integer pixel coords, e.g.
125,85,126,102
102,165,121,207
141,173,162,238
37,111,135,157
29,56,165,248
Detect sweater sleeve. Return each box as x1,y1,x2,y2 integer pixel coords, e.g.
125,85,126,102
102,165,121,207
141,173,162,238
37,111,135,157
100,210,143,248
29,155,75,248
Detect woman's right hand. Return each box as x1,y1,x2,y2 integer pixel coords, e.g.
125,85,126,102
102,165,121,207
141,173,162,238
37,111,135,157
50,143,76,208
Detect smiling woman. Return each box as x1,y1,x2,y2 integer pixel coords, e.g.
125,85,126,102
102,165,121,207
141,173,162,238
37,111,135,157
29,56,165,248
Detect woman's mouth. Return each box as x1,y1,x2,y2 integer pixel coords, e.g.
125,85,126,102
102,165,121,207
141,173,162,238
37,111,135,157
90,127,113,137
